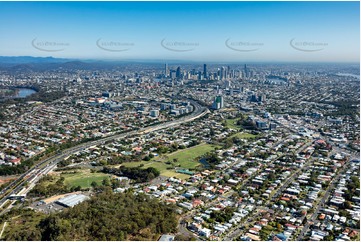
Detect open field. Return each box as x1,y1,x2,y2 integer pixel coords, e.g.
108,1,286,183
225,118,242,130
230,132,258,139
160,170,191,180
61,170,111,188
164,143,218,168
121,160,168,171
120,143,219,179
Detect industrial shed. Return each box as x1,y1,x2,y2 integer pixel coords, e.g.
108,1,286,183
55,194,90,208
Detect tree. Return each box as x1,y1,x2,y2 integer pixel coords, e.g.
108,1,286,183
102,178,111,187
339,210,351,219
91,181,98,188
103,166,160,183
210,127,215,137
344,201,353,209
36,192,178,240
223,139,233,149
175,234,195,241
70,186,82,192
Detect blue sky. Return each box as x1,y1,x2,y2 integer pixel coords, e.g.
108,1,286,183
0,1,359,62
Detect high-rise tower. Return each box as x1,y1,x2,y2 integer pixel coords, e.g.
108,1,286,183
203,64,207,79
165,63,169,77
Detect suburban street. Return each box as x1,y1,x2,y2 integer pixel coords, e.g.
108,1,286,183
0,100,209,210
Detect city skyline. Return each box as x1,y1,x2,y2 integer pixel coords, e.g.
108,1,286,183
0,6,359,238
0,1,359,63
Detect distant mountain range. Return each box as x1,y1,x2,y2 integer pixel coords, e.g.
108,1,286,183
0,56,193,64
0,56,195,73
0,56,73,64
0,56,357,74
0,56,119,73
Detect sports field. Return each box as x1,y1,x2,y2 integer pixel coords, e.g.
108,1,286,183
61,170,111,188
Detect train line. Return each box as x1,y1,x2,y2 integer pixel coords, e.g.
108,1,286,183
0,99,209,210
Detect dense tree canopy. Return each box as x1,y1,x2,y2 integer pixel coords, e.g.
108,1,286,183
27,175,81,198
102,166,160,183
201,152,221,169
3,190,178,241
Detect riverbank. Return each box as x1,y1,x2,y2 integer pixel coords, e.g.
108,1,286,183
0,87,38,100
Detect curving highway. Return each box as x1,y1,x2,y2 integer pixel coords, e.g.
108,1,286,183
0,99,209,209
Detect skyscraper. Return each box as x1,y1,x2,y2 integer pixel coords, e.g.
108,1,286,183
198,71,202,81
220,66,225,80
170,70,176,79
176,66,181,79
203,64,207,79
244,64,248,78
212,95,224,110
164,63,168,77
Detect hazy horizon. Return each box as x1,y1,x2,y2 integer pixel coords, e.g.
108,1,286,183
0,55,360,65
0,1,359,63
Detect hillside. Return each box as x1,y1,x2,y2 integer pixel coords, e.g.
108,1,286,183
1,190,178,241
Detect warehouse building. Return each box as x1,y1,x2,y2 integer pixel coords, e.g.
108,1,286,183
55,194,90,208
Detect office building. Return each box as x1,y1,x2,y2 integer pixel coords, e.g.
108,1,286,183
221,67,225,80
164,63,168,77
150,109,159,117
198,71,202,81
225,80,232,88
170,70,176,79
102,92,111,98
256,120,268,130
269,123,277,130
160,103,170,110
203,64,207,79
212,95,224,110
176,66,181,79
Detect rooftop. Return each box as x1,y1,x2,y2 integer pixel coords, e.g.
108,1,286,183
56,194,90,208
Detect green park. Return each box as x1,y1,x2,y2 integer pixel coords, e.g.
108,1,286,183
61,170,111,189
119,143,219,179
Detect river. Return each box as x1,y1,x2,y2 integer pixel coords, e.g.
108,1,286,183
15,88,37,98
336,73,360,79
0,88,37,101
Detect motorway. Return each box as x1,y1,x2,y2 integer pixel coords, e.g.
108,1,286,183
0,99,209,210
